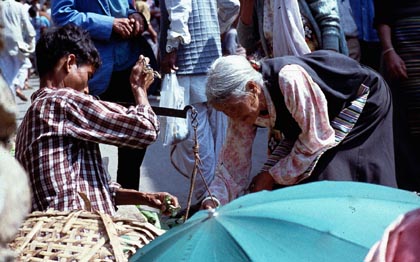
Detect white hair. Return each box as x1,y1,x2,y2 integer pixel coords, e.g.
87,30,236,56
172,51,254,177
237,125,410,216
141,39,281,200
206,55,264,105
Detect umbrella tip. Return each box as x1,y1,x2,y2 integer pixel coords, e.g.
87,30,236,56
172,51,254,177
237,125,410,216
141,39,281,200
206,208,218,219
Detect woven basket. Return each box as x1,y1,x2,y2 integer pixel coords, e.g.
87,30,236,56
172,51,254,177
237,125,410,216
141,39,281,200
8,210,165,262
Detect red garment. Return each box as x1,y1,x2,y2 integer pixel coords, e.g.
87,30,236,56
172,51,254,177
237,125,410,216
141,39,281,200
366,208,420,262
15,87,159,215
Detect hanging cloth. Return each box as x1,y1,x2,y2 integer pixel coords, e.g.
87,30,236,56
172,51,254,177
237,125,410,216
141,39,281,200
272,0,311,56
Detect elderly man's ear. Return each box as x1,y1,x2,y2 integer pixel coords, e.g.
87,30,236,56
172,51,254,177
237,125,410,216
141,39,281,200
246,81,261,95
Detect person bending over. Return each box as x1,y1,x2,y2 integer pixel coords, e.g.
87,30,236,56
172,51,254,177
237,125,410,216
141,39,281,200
202,51,397,209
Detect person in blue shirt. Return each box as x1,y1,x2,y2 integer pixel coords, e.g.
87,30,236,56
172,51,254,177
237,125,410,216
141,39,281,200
28,5,50,42
349,0,381,71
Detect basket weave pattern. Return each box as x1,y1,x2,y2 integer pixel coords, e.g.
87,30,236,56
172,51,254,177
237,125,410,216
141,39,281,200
8,210,165,262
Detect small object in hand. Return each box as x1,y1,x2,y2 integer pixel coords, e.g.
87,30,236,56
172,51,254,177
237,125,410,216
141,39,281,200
140,57,161,79
145,64,161,79
164,195,181,217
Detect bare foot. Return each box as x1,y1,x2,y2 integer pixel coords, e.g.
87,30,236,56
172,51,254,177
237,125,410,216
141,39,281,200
16,88,28,102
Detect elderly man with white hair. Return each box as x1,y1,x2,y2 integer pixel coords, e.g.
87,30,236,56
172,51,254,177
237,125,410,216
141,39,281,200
201,51,397,209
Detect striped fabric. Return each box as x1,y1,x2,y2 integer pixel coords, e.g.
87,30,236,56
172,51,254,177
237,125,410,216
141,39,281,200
394,16,420,137
330,84,370,142
161,0,222,75
261,84,370,177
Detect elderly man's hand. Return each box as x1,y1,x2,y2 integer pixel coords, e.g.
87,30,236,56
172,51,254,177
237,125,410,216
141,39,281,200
249,171,275,192
201,197,220,210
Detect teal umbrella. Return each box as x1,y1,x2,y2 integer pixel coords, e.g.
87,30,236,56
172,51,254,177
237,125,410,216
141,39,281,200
130,181,420,262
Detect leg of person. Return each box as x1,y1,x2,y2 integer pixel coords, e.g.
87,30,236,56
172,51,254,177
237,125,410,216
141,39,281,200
99,68,146,190
171,102,216,199
0,54,22,96
170,75,220,201
13,72,28,102
222,27,239,56
116,146,146,190
13,58,32,101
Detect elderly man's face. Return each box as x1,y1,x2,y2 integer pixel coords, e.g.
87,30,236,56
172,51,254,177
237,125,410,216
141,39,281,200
213,93,260,125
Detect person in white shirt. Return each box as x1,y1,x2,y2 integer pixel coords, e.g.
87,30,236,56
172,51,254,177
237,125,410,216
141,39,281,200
0,0,36,101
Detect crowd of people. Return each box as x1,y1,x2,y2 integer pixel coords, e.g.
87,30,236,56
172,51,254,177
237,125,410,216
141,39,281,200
1,0,420,260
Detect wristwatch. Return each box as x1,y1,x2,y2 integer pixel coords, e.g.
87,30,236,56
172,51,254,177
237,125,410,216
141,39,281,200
166,38,180,53
166,45,177,53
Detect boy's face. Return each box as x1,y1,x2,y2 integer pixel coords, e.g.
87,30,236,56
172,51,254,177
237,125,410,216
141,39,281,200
64,63,95,94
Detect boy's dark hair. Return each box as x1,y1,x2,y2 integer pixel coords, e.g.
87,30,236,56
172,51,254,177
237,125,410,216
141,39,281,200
36,24,101,78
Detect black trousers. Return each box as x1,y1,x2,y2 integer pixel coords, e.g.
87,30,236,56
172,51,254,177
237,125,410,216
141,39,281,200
100,67,146,190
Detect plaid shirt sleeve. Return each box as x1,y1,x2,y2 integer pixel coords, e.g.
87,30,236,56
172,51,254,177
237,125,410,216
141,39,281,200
62,90,159,148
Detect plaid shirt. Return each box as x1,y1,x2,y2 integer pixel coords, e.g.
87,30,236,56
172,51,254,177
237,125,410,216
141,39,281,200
15,87,159,216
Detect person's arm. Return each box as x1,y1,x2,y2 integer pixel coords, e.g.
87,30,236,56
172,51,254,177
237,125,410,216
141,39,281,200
160,0,192,73
306,0,342,52
62,57,158,148
253,64,335,188
115,188,179,215
237,0,261,55
217,0,240,34
40,16,51,35
21,6,36,53
147,25,158,43
51,0,115,40
165,0,192,51
62,93,159,149
376,24,407,80
201,118,257,209
239,0,254,25
373,0,407,80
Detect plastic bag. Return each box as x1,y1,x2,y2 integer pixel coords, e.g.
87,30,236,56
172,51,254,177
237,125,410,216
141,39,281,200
159,73,189,146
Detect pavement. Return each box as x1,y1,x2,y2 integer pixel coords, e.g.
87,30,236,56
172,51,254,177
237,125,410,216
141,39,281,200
16,75,268,217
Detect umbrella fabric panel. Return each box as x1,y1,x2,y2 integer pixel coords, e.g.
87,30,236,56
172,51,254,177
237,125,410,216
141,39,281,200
221,197,420,248
131,211,251,261
130,181,420,262
218,215,367,262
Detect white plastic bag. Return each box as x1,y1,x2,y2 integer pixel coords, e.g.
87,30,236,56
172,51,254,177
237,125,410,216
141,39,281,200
159,73,189,146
